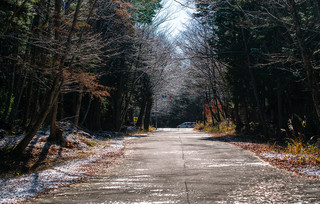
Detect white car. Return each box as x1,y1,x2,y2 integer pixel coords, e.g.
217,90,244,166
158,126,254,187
177,122,195,128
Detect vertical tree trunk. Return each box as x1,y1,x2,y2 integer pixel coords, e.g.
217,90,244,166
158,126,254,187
202,96,206,125
80,95,91,126
143,98,152,131
22,79,33,130
74,85,83,127
234,101,243,132
9,71,27,121
241,28,267,134
136,97,147,128
48,98,65,145
58,93,64,120
277,77,283,129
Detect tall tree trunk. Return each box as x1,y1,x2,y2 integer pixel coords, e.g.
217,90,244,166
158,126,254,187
48,98,66,145
22,78,33,130
234,101,243,132
202,96,206,125
58,93,64,120
74,85,83,127
9,71,27,121
114,69,124,132
277,77,283,129
136,97,147,128
241,28,267,134
143,98,152,131
80,95,91,126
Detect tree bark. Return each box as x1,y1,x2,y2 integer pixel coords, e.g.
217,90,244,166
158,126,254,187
48,98,66,145
12,76,63,155
136,97,147,128
277,77,283,129
143,98,153,131
9,71,27,121
74,85,83,127
241,28,267,134
80,95,91,126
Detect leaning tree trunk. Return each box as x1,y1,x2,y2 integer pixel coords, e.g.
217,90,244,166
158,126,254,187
12,76,63,155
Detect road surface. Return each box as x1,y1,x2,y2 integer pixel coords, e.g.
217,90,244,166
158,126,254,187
27,128,320,203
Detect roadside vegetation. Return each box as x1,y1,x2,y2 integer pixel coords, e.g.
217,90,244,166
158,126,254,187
195,120,320,179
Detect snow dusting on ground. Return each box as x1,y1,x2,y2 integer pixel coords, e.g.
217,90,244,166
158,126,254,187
0,124,142,204
260,152,296,160
224,138,320,180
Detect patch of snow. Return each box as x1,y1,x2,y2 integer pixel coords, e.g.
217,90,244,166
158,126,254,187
0,135,24,150
298,167,320,178
259,152,296,160
0,136,135,204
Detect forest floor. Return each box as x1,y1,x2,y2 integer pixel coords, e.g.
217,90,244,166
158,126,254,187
210,133,320,180
0,122,143,203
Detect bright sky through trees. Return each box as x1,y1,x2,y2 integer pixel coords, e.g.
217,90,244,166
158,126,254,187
159,0,194,37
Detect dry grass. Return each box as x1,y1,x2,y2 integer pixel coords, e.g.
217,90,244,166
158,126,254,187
194,121,235,134
127,126,155,136
286,138,320,165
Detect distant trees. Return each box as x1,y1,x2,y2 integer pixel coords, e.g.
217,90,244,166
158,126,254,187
0,0,170,155
183,0,320,139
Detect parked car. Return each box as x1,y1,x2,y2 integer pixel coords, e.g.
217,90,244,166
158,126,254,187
177,122,196,128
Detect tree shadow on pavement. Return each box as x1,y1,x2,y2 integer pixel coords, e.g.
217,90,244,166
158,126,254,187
199,135,272,145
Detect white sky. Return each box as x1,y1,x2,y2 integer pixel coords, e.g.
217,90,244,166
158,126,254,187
157,0,195,37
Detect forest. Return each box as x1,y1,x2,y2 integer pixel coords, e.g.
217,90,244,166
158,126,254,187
165,0,320,143
1,0,320,157
0,0,173,155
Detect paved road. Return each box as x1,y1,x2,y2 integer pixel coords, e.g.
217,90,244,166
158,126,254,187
27,128,320,203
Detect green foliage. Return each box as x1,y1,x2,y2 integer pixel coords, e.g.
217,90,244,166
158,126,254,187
79,136,95,147
132,0,162,24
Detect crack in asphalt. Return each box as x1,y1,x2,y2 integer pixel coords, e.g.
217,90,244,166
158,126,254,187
179,134,191,204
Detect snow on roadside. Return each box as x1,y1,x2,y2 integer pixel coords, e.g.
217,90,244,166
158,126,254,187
260,151,320,180
259,152,296,160
0,136,136,204
299,167,320,178
224,138,320,180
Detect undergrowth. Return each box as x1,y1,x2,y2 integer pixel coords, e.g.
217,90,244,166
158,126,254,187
127,126,155,136
194,121,235,134
195,120,320,166
286,138,320,164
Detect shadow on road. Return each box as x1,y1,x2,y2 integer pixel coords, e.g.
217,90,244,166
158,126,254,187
199,135,270,145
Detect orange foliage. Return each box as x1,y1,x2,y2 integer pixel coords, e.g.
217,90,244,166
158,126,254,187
204,99,224,118
113,0,134,29
70,68,111,99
